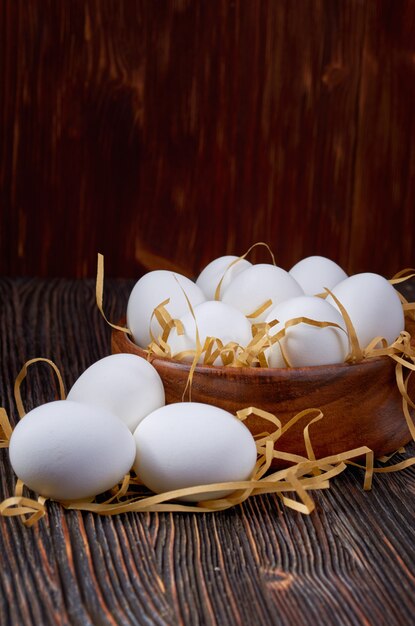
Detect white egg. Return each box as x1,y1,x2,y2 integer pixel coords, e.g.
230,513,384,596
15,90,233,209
167,301,253,365
9,401,136,501
264,296,349,367
326,272,405,348
67,354,165,432
289,255,348,295
133,402,257,501
196,255,252,300
127,271,206,348
221,263,304,321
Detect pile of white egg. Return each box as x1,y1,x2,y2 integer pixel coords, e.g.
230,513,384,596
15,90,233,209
8,251,406,504
127,254,405,368
8,354,257,502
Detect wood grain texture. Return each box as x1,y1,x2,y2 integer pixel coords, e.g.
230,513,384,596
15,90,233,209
1,1,415,279
1,278,415,625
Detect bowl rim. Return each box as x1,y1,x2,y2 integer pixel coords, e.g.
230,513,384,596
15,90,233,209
112,325,398,378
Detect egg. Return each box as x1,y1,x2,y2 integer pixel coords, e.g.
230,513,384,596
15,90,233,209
133,402,257,501
8,401,136,500
127,271,206,348
264,296,349,367
221,263,304,321
289,255,348,295
326,272,405,348
196,255,252,300
167,301,253,365
67,354,165,432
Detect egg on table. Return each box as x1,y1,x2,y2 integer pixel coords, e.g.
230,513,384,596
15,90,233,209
326,272,405,349
167,300,253,365
264,295,349,367
221,263,304,322
127,270,206,348
133,402,257,501
196,255,252,300
8,400,136,501
67,353,165,432
289,255,348,296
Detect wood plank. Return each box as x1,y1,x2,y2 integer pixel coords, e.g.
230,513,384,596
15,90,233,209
350,0,415,276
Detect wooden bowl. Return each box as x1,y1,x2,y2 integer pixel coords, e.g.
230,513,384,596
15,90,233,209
112,327,415,463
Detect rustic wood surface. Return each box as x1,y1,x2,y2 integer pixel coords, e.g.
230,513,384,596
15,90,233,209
0,278,415,625
1,0,415,279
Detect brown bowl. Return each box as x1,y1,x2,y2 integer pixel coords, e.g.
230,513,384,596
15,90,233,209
112,327,415,464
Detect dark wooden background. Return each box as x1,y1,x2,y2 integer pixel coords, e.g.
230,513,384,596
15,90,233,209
1,0,415,280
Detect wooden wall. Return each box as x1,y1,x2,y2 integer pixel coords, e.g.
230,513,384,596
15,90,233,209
1,0,415,279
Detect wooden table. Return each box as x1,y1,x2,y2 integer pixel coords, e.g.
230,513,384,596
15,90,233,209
1,278,414,625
